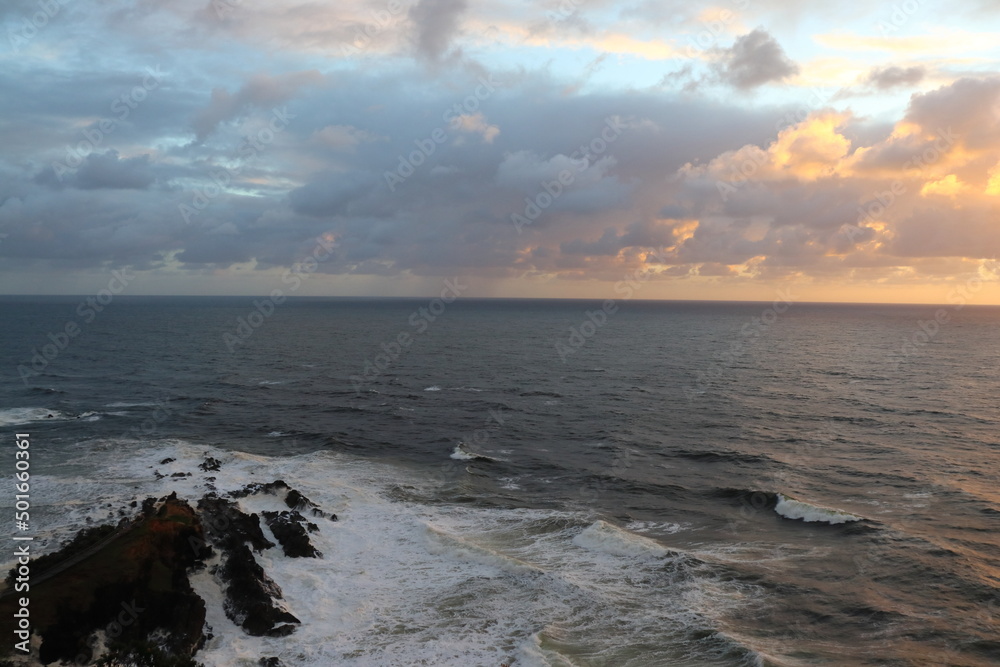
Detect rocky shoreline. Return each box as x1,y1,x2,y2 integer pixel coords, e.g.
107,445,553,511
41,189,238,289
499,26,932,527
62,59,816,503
0,457,335,666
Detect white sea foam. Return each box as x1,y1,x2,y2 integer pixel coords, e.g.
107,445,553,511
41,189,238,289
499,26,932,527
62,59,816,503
0,407,71,426
774,493,863,525
572,520,670,558
450,443,495,461
625,520,688,535
6,439,764,666
423,385,442,391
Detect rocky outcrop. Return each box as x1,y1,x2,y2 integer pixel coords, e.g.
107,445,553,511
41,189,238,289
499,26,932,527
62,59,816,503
262,510,321,558
0,494,209,665
0,475,335,664
196,496,300,637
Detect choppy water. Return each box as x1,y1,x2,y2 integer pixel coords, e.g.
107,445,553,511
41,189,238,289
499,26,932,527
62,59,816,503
1,296,998,666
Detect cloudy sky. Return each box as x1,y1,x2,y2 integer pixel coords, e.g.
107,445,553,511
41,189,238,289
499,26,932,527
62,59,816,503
4,0,1000,302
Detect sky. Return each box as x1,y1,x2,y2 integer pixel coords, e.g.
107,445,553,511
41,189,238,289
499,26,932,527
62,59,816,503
4,0,1000,303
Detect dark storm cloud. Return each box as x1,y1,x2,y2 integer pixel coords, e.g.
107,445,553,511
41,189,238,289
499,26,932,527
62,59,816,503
713,28,799,89
33,151,157,190
73,150,157,190
3,0,1000,294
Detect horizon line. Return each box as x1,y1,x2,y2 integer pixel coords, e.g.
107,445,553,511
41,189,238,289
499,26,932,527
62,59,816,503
1,294,998,308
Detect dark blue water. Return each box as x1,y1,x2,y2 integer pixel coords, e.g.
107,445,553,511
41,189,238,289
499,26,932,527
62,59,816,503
1,296,998,666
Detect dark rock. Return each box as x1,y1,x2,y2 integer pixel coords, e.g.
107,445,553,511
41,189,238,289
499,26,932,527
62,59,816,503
262,511,321,558
171,472,191,478
160,457,176,465
231,480,290,499
199,457,222,472
285,488,333,520
0,497,209,664
259,658,284,667
197,497,273,553
196,497,298,637
219,544,299,636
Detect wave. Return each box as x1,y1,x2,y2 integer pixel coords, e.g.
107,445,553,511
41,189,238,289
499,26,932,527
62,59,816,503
5,438,771,667
450,442,497,462
674,449,773,466
0,407,72,426
774,493,864,525
423,385,442,391
572,520,671,559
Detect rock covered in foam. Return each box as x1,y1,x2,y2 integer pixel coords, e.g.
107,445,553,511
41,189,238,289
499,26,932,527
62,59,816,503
262,510,322,558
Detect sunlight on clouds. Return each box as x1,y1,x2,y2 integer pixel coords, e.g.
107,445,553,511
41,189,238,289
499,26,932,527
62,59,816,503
815,29,1000,56
985,163,1000,196
920,174,972,198
770,112,852,180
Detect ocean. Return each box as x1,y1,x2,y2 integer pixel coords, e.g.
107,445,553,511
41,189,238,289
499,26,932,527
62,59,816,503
1,295,998,666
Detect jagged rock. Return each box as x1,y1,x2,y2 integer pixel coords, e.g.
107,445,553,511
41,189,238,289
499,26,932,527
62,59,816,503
262,511,321,558
196,496,298,637
259,658,284,667
233,480,335,520
197,497,273,553
199,457,222,472
285,488,333,520
219,544,299,637
231,480,290,499
160,457,176,465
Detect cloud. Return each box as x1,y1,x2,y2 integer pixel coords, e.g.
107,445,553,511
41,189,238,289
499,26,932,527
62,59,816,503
409,0,468,62
866,65,926,89
453,113,500,143
192,70,323,142
34,150,157,190
311,125,386,151
712,28,799,89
